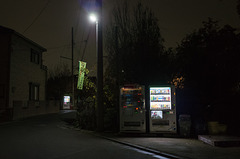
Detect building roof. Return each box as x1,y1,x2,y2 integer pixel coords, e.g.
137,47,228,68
0,25,47,52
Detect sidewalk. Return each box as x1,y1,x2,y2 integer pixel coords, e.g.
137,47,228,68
62,120,240,159
94,132,240,159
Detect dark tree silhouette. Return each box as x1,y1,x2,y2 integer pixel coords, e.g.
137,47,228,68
237,0,240,17
47,64,72,100
105,1,171,85
175,18,240,135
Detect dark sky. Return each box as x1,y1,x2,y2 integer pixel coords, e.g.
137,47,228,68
0,0,239,75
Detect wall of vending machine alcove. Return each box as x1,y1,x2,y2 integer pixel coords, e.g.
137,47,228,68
119,84,176,133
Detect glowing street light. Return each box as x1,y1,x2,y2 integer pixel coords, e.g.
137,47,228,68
89,13,97,23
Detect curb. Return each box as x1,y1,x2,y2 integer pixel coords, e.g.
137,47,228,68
94,133,184,159
60,123,185,159
74,129,185,159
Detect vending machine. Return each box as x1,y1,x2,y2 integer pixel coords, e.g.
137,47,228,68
63,95,71,109
149,86,177,133
119,85,146,133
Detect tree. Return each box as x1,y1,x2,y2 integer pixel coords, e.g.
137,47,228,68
176,18,240,100
237,0,240,17
104,1,173,131
175,18,240,134
105,1,169,85
76,74,97,130
47,64,72,100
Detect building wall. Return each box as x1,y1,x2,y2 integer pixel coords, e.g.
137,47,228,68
9,34,46,109
0,28,11,120
12,100,60,120
0,26,59,121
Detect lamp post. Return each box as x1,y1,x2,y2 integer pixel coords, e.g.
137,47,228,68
89,0,104,132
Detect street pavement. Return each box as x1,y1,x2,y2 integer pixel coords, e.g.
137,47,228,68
95,132,240,159
0,114,174,159
59,113,240,159
1,114,240,159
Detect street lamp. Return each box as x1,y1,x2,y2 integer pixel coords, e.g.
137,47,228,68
89,13,98,23
89,7,104,132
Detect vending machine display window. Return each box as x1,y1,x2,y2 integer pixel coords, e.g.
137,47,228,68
64,96,70,103
63,95,71,109
150,87,171,110
151,111,163,119
121,88,144,108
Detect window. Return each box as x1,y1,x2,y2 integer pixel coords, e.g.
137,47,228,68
29,83,39,101
31,49,40,64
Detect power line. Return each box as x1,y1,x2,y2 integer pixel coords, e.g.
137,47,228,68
81,27,92,61
76,0,95,62
47,44,71,50
23,0,51,34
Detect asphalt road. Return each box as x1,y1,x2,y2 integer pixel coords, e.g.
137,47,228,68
0,114,169,159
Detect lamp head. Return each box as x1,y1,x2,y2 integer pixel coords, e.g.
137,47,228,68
89,13,97,23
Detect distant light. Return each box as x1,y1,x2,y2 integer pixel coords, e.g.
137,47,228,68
89,13,97,23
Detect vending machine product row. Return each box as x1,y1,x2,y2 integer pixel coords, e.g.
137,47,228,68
119,85,176,133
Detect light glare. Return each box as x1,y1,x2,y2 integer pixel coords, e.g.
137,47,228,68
89,13,97,22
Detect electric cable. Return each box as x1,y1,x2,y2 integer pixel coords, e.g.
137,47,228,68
23,0,51,34
81,27,92,61
80,0,95,62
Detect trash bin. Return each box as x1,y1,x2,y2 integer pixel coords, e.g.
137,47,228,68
179,114,191,137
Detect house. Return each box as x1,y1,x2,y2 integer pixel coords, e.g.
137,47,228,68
0,26,59,122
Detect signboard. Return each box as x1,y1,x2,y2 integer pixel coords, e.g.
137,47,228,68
77,61,86,90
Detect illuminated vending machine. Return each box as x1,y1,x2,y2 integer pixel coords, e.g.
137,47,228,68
63,95,71,109
120,85,146,133
149,86,177,133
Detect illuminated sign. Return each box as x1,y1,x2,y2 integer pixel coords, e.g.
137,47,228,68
64,96,70,103
77,61,87,90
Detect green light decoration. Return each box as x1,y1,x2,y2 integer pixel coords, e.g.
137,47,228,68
77,61,87,90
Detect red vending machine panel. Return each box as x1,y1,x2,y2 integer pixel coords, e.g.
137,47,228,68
119,85,146,133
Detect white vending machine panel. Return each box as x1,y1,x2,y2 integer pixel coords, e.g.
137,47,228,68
149,86,176,133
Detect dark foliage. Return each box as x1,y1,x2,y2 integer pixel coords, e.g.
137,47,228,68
175,18,240,135
46,65,72,100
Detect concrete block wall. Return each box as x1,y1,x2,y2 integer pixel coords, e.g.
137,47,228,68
12,100,60,120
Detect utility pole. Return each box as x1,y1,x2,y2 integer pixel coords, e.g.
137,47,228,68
115,26,120,131
72,27,75,108
96,0,104,132
59,28,74,108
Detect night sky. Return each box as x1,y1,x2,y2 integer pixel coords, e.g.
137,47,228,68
0,0,239,76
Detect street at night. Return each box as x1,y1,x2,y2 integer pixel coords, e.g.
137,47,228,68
1,1,240,159
0,114,171,159
1,114,240,159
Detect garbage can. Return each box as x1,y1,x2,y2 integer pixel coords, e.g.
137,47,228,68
179,114,191,137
